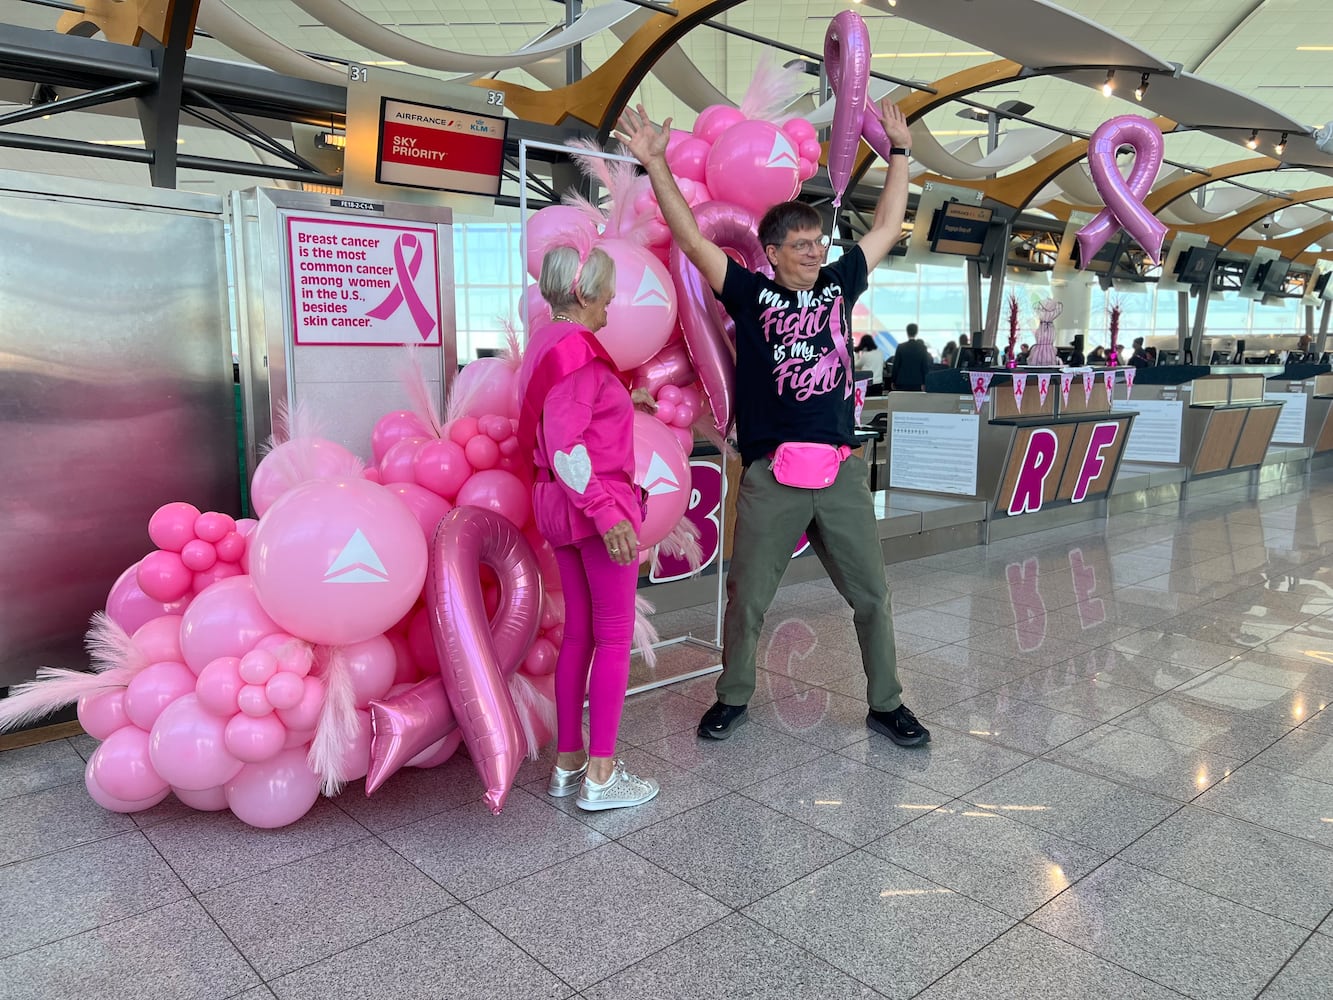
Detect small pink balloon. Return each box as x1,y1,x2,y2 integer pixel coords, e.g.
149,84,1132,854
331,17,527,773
456,469,531,527
214,531,246,564
799,138,823,162
667,135,711,183
178,576,279,674
264,671,305,711
132,615,185,666
148,693,245,791
379,436,429,485
498,437,519,456
238,649,278,685
464,434,500,471
546,622,565,647
85,756,169,814
275,675,325,732
224,746,321,829
631,341,697,397
106,561,190,634
413,439,472,501
123,660,196,730
148,502,202,553
193,512,236,543
680,385,702,412
654,399,678,426
448,416,480,447
224,713,287,763
195,656,244,717
694,104,745,143
671,402,696,428
138,550,193,603
180,539,217,572
89,726,169,802
257,634,314,677
78,689,131,740
192,561,242,595
237,684,272,718
363,467,382,484
371,410,434,466
172,784,228,811
385,482,454,542
670,425,696,458
540,590,565,630
522,636,558,676
341,635,398,708
478,414,511,441
658,384,683,405
783,117,818,145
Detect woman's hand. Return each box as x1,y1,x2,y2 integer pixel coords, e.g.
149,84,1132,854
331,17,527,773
602,519,638,566
613,104,672,167
877,99,911,149
630,388,658,414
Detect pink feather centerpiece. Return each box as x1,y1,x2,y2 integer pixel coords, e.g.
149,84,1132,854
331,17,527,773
1006,293,1020,368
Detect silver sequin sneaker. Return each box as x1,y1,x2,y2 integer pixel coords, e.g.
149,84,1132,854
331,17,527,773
575,760,660,811
547,761,588,798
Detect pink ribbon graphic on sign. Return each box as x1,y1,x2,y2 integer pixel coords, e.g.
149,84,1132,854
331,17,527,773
971,372,994,413
1012,373,1027,408
1105,369,1117,396
1037,373,1052,406
1123,367,1135,398
1082,371,1094,403
1076,115,1167,267
367,234,437,340
1060,372,1073,407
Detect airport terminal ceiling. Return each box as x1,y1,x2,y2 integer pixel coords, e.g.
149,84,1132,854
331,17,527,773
4,0,1333,257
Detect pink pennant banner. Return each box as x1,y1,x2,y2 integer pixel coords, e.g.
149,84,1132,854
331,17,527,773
1060,372,1074,407
1012,373,1027,408
970,371,994,413
1104,369,1117,396
1082,371,1095,404
1037,373,1052,406
1122,367,1135,398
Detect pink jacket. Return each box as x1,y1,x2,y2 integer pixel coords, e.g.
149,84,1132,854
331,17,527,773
518,321,641,548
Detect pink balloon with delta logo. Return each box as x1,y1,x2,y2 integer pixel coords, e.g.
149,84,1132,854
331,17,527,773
632,411,692,549
705,120,802,217
248,478,428,646
597,239,678,371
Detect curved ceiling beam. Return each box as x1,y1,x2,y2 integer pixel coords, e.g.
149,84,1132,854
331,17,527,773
194,0,345,87
1143,155,1279,213
1229,221,1333,263
479,0,746,133
1172,187,1333,247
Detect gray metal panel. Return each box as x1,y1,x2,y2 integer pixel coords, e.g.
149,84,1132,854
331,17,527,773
0,177,237,687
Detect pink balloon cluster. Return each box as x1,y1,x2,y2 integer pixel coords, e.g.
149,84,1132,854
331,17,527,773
134,503,254,605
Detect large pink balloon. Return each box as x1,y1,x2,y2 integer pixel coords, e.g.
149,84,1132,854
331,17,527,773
671,202,769,437
378,436,429,485
1077,115,1167,267
342,634,398,708
89,726,168,802
525,205,601,279
148,693,245,791
178,577,279,674
105,561,191,635
78,689,131,740
224,746,321,829
704,121,802,218
249,437,364,518
85,757,169,814
132,615,185,667
598,240,678,371
124,660,196,730
385,482,453,541
453,358,519,420
371,410,434,466
413,439,471,501
455,469,531,528
249,478,428,646
824,10,871,208
522,283,551,333
633,412,692,549
172,784,228,811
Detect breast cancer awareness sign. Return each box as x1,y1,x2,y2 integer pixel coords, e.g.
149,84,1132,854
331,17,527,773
1037,373,1052,406
1076,115,1168,268
367,234,438,340
1012,373,1028,408
1104,369,1117,396
971,371,994,413
824,10,901,208
1060,372,1074,407
1082,370,1095,404
1122,366,1135,398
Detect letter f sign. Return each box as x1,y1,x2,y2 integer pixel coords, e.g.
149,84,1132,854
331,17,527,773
1072,423,1119,503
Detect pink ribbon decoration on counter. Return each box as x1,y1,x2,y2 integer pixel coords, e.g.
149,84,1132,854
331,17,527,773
824,10,902,208
1082,371,1095,403
1076,115,1167,267
1012,373,1027,408
1060,372,1074,407
367,233,437,340
1105,369,1118,395
1037,373,1052,406
1123,367,1135,398
971,371,994,413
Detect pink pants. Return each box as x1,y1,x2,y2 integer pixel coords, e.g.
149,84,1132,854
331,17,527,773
554,536,637,758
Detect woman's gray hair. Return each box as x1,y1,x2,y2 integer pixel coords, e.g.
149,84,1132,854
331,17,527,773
539,246,615,312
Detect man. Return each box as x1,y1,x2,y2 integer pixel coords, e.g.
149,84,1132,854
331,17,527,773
890,323,930,391
616,101,929,748
1128,337,1150,369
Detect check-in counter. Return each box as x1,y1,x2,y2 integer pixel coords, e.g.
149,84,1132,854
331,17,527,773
1262,369,1333,453
1178,367,1282,476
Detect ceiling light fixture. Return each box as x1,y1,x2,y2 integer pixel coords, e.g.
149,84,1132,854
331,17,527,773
1246,129,1260,150
1275,131,1289,155
1134,73,1149,102
317,131,347,150
1102,70,1115,97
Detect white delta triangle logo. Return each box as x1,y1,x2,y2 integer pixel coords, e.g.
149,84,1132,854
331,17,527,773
631,266,672,310
641,451,680,496
766,132,798,169
323,529,391,584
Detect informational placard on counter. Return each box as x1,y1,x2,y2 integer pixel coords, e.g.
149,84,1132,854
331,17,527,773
1111,399,1182,462
287,213,442,346
1264,390,1308,444
890,411,979,495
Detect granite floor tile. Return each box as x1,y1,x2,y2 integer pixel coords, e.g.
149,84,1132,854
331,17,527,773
380,785,607,900
0,779,137,866
748,688,883,751
638,719,827,792
470,842,728,991
1045,725,1245,800
914,922,1183,1000
1029,858,1309,1000
893,608,999,642
1194,763,1333,848
0,898,257,1000
1110,629,1244,670
994,669,1158,722
198,836,454,979
1298,709,1333,737
952,631,1096,669
743,851,1014,999
64,733,101,761
267,906,568,1000
0,738,86,800
580,912,878,1000
142,796,367,894
963,759,1181,854
620,792,852,907
840,728,1032,798
1250,727,1333,785
1065,645,1211,694
332,753,485,832
741,753,949,846
1170,669,1326,726
667,665,814,709
897,643,1042,690
1119,806,1333,930
928,691,1101,755
0,830,188,958
611,688,715,747
1257,932,1333,1000
1114,694,1294,760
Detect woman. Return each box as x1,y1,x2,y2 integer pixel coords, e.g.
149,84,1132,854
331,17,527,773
1087,345,1107,366
940,339,958,368
855,334,885,394
517,244,659,812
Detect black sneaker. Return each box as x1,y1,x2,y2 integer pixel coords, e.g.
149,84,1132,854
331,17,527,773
867,705,931,747
698,701,749,740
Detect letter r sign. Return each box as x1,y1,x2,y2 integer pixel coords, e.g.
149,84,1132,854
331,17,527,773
1008,428,1060,515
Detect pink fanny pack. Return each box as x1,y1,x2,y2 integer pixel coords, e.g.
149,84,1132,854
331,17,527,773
769,442,853,489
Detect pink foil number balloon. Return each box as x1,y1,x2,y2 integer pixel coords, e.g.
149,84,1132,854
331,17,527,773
823,10,871,208
1076,115,1167,267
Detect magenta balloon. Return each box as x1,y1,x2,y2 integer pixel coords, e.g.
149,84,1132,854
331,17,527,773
106,561,189,634
671,201,767,437
413,439,472,501
148,693,245,791
224,746,321,829
148,502,201,553
378,436,429,485
428,506,543,814
704,121,802,218
365,676,460,794
667,135,711,183
137,550,193,603
194,512,236,544
178,576,279,674
693,104,745,144
1077,115,1168,267
631,341,696,396
824,10,872,207
85,757,169,814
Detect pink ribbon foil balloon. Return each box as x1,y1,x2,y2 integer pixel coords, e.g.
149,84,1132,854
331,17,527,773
426,506,542,814
1077,115,1167,267
365,676,458,794
824,10,871,208
671,201,770,438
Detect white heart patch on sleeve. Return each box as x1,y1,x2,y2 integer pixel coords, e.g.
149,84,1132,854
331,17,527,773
553,444,593,494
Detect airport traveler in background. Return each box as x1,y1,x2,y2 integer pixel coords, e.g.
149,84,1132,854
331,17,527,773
855,334,886,395
616,100,930,749
517,244,660,812
940,339,958,368
1087,345,1107,366
1129,337,1150,368
890,324,931,391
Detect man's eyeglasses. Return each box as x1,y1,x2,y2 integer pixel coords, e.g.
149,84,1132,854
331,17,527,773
778,236,831,254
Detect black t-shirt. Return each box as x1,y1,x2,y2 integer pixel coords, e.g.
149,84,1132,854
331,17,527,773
719,246,869,466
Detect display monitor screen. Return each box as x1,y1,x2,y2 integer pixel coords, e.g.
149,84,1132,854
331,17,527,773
1314,271,1332,298
1173,245,1220,284
956,346,996,370
1156,349,1180,366
928,202,993,256
1209,350,1231,365
376,97,508,196
1259,258,1291,294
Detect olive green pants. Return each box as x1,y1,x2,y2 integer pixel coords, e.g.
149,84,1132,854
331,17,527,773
716,456,903,711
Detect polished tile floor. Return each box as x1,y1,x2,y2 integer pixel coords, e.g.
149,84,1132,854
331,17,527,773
4,472,1333,999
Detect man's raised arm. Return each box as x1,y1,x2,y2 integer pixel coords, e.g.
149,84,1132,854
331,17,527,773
856,100,912,273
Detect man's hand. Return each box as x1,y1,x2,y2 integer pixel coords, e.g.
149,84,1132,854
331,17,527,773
630,388,659,414
877,99,911,149
613,104,672,167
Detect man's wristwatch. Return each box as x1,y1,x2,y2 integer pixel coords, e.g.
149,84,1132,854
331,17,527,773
889,147,911,158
